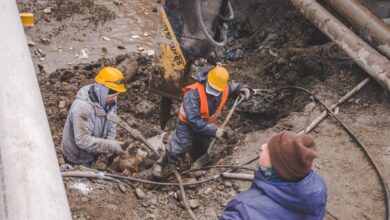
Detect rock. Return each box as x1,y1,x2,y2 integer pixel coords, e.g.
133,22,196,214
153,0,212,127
143,32,150,37
137,47,144,51
137,148,148,159
81,197,88,202
149,214,157,219
77,217,86,220
26,35,35,46
118,183,127,193
117,45,126,50
43,7,52,14
224,181,232,188
40,38,50,44
112,0,122,5
204,187,213,194
135,188,146,199
188,199,200,209
78,49,89,59
117,58,139,83
146,50,155,56
168,191,178,200
131,35,140,39
134,101,154,117
58,101,66,109
105,204,118,210
141,202,149,207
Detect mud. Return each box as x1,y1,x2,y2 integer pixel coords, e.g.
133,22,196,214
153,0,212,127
19,0,390,219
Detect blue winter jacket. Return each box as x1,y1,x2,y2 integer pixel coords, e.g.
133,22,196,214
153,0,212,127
220,169,327,220
182,70,241,136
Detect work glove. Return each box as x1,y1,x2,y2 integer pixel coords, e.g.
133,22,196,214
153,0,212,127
239,87,252,100
216,127,227,140
110,142,126,155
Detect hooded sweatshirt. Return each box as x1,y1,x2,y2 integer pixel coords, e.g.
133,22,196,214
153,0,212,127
180,70,241,136
220,169,327,220
61,84,120,164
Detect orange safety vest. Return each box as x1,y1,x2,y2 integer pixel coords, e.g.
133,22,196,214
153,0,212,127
179,82,229,124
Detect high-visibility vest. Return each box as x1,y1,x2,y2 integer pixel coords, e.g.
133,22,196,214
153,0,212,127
178,82,229,124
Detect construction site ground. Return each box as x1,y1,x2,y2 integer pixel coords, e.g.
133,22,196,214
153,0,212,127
18,0,390,219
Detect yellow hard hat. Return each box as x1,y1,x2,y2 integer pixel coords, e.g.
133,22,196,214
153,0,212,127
207,66,229,91
95,67,127,93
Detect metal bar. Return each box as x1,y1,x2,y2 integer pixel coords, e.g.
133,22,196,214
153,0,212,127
324,0,390,58
290,0,390,91
222,172,254,181
0,1,71,219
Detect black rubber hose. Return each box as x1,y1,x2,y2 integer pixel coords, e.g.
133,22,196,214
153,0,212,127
273,86,390,220
219,0,235,21
194,0,227,47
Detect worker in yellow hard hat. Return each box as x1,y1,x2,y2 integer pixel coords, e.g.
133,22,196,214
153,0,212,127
61,67,128,167
152,66,251,178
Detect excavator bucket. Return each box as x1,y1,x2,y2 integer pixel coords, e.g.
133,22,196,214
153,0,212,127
149,7,190,129
149,7,188,100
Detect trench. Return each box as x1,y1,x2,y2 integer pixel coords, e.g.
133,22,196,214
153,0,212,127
20,0,390,219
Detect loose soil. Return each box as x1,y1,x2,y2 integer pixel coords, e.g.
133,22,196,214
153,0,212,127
18,0,390,219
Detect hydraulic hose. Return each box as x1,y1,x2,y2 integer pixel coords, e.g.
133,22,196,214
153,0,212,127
273,86,390,220
194,0,227,47
219,0,235,21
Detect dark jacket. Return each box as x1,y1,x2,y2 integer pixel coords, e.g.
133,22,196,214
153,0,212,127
220,170,327,220
181,70,241,136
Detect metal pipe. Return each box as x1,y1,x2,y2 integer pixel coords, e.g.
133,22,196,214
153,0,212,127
222,172,254,181
0,1,72,219
290,0,390,92
324,0,390,58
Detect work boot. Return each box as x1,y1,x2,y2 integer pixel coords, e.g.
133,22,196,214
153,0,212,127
152,151,168,179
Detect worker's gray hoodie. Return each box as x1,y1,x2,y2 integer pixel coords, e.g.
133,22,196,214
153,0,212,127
61,84,120,165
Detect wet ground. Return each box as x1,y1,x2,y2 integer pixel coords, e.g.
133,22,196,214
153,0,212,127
18,0,159,73
18,0,390,219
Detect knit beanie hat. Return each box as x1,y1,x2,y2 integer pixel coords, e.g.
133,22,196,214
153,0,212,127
268,131,318,181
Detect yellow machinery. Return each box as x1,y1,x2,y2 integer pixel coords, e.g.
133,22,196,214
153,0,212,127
149,7,191,129
149,7,189,101
20,13,34,27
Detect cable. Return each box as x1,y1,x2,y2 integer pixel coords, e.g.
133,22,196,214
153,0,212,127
273,86,390,220
174,170,199,220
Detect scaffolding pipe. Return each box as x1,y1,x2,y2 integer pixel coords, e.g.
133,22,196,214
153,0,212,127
290,0,390,91
0,1,72,220
324,0,390,59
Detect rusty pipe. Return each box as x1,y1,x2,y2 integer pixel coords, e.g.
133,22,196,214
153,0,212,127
324,0,390,59
290,0,390,91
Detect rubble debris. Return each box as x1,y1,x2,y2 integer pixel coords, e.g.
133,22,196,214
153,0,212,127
102,36,111,41
40,38,50,44
135,188,146,199
77,49,89,59
134,101,154,117
35,48,45,58
188,199,200,209
58,100,66,109
26,35,35,46
43,7,52,14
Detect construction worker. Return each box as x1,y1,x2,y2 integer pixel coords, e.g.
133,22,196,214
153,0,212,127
61,67,128,167
152,66,251,178
220,131,327,220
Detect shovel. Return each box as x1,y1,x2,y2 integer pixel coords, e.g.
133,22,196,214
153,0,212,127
192,94,245,169
107,112,160,156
